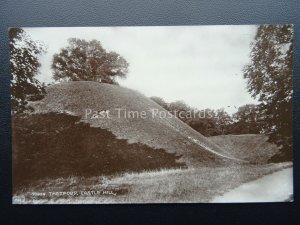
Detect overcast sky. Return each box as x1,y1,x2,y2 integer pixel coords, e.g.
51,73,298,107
24,26,258,114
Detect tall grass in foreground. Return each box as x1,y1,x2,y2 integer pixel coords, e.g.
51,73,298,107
13,162,292,204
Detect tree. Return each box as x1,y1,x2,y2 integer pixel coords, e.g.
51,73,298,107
9,28,46,112
52,38,129,84
168,101,192,123
243,24,293,161
232,104,262,134
188,110,220,136
215,108,232,135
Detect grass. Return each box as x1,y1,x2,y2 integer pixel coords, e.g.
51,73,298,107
30,81,238,166
12,113,185,190
12,81,291,203
209,134,280,163
13,162,292,204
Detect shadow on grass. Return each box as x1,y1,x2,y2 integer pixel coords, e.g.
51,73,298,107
12,112,185,192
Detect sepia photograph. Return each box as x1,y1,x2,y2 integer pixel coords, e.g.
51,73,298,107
10,25,293,204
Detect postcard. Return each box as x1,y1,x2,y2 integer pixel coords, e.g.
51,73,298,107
10,25,293,204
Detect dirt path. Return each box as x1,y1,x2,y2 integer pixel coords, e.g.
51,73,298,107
211,167,293,202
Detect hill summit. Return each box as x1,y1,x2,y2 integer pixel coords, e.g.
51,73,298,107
32,81,240,166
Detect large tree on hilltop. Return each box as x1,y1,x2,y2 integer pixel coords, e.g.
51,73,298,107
52,38,129,84
243,24,293,161
9,28,46,113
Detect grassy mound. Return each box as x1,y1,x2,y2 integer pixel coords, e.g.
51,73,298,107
208,134,280,163
12,113,185,191
30,81,239,166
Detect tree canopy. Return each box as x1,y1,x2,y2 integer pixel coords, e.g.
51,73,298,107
9,28,46,112
243,24,293,161
52,38,129,84
231,104,262,134
149,96,239,136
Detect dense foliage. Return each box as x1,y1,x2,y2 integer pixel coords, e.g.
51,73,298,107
9,28,46,112
52,38,129,84
243,25,293,161
150,97,263,136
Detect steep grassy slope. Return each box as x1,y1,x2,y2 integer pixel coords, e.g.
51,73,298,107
13,113,185,190
208,134,280,163
31,81,239,166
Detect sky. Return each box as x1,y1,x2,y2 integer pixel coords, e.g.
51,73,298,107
24,26,258,114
